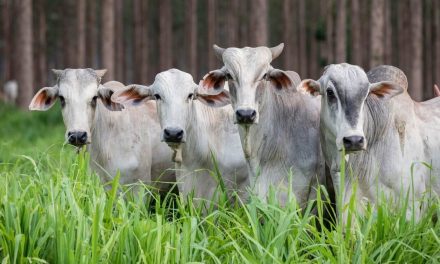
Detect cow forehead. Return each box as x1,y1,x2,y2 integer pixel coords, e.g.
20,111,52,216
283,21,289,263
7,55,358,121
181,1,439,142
153,69,196,97
58,69,99,97
324,64,370,96
223,47,272,76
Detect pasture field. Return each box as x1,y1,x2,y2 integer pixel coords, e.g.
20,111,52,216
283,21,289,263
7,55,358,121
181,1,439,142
0,102,439,263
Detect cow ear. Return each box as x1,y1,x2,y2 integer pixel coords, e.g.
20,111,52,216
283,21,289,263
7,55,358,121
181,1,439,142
297,79,321,96
266,69,295,91
29,86,59,111
199,69,227,95
369,81,404,99
111,84,153,106
97,85,124,111
197,89,231,108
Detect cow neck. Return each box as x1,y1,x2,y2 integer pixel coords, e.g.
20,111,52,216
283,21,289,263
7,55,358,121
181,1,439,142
182,101,215,162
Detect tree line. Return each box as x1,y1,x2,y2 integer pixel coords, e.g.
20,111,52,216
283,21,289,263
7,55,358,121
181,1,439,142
0,0,437,109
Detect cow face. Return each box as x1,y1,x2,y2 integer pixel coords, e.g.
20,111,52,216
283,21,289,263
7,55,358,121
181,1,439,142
111,69,230,147
298,63,403,152
29,69,122,147
200,44,293,126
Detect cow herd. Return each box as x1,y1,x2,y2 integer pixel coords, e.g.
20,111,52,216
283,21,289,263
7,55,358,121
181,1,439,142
29,44,440,221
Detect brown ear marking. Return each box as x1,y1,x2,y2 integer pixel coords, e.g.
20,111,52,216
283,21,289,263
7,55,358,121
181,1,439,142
268,71,293,90
200,69,227,93
29,87,59,111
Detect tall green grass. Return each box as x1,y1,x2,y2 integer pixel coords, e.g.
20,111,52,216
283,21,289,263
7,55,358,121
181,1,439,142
0,103,439,263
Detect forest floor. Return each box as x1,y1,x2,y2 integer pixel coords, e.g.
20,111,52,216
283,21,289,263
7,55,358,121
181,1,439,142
0,102,439,263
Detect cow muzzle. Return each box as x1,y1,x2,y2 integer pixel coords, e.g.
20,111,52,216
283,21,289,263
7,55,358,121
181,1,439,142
342,135,366,152
163,127,185,144
235,108,257,124
67,131,88,146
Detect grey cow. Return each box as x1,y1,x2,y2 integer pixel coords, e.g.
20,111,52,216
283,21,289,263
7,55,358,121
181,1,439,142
200,44,325,207
29,69,175,191
112,69,249,205
298,63,440,221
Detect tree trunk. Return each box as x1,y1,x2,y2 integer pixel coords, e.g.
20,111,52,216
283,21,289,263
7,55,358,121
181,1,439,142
239,0,249,46
159,0,172,71
86,0,97,68
227,0,238,47
384,0,392,64
14,0,33,109
77,0,86,67
114,0,124,82
326,0,334,64
207,0,217,69
397,0,410,76
185,0,197,78
63,0,77,67
34,0,46,89
409,0,423,101
351,0,362,65
101,0,115,81
133,0,148,83
298,0,307,76
249,0,267,46
361,0,371,68
370,0,385,67
335,0,346,62
282,0,297,70
424,0,433,99
2,0,12,82
308,1,320,78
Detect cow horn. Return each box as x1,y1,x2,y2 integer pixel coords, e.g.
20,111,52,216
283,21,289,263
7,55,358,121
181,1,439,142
213,44,225,60
270,43,284,60
367,65,408,91
51,69,64,77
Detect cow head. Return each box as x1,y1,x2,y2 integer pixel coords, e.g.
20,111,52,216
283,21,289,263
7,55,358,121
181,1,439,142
298,63,404,152
200,44,294,126
29,68,123,147
112,69,230,147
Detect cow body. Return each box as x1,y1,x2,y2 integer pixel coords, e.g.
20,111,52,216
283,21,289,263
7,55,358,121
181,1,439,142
201,45,325,206
112,69,249,203
29,69,174,191
300,64,440,220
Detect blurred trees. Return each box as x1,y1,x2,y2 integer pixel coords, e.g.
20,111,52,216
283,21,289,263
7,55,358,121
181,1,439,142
0,0,439,110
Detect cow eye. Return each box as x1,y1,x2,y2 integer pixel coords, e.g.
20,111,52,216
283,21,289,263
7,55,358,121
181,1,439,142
91,96,98,107
154,94,161,100
59,96,66,107
262,73,268,81
188,93,194,100
326,89,336,100
226,73,233,80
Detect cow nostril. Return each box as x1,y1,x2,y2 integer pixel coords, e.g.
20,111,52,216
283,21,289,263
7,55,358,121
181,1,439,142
236,109,257,123
343,136,365,150
163,127,184,142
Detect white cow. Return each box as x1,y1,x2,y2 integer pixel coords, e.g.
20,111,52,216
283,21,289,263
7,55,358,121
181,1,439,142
200,44,325,207
29,68,175,191
112,69,249,204
298,64,440,221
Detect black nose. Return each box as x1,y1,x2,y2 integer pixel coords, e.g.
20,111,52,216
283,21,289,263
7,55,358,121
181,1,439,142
163,127,184,143
68,131,88,146
343,136,365,151
236,109,257,124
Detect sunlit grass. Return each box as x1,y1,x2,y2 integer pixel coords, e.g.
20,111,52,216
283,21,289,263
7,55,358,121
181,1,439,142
0,103,439,263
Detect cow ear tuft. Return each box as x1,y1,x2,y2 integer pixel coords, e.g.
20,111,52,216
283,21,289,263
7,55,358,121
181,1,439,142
199,69,227,94
297,79,321,96
369,81,404,99
111,84,153,106
267,69,294,91
29,86,59,111
197,89,231,108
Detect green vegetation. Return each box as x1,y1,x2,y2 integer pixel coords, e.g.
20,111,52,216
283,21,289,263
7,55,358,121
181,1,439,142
0,103,439,263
